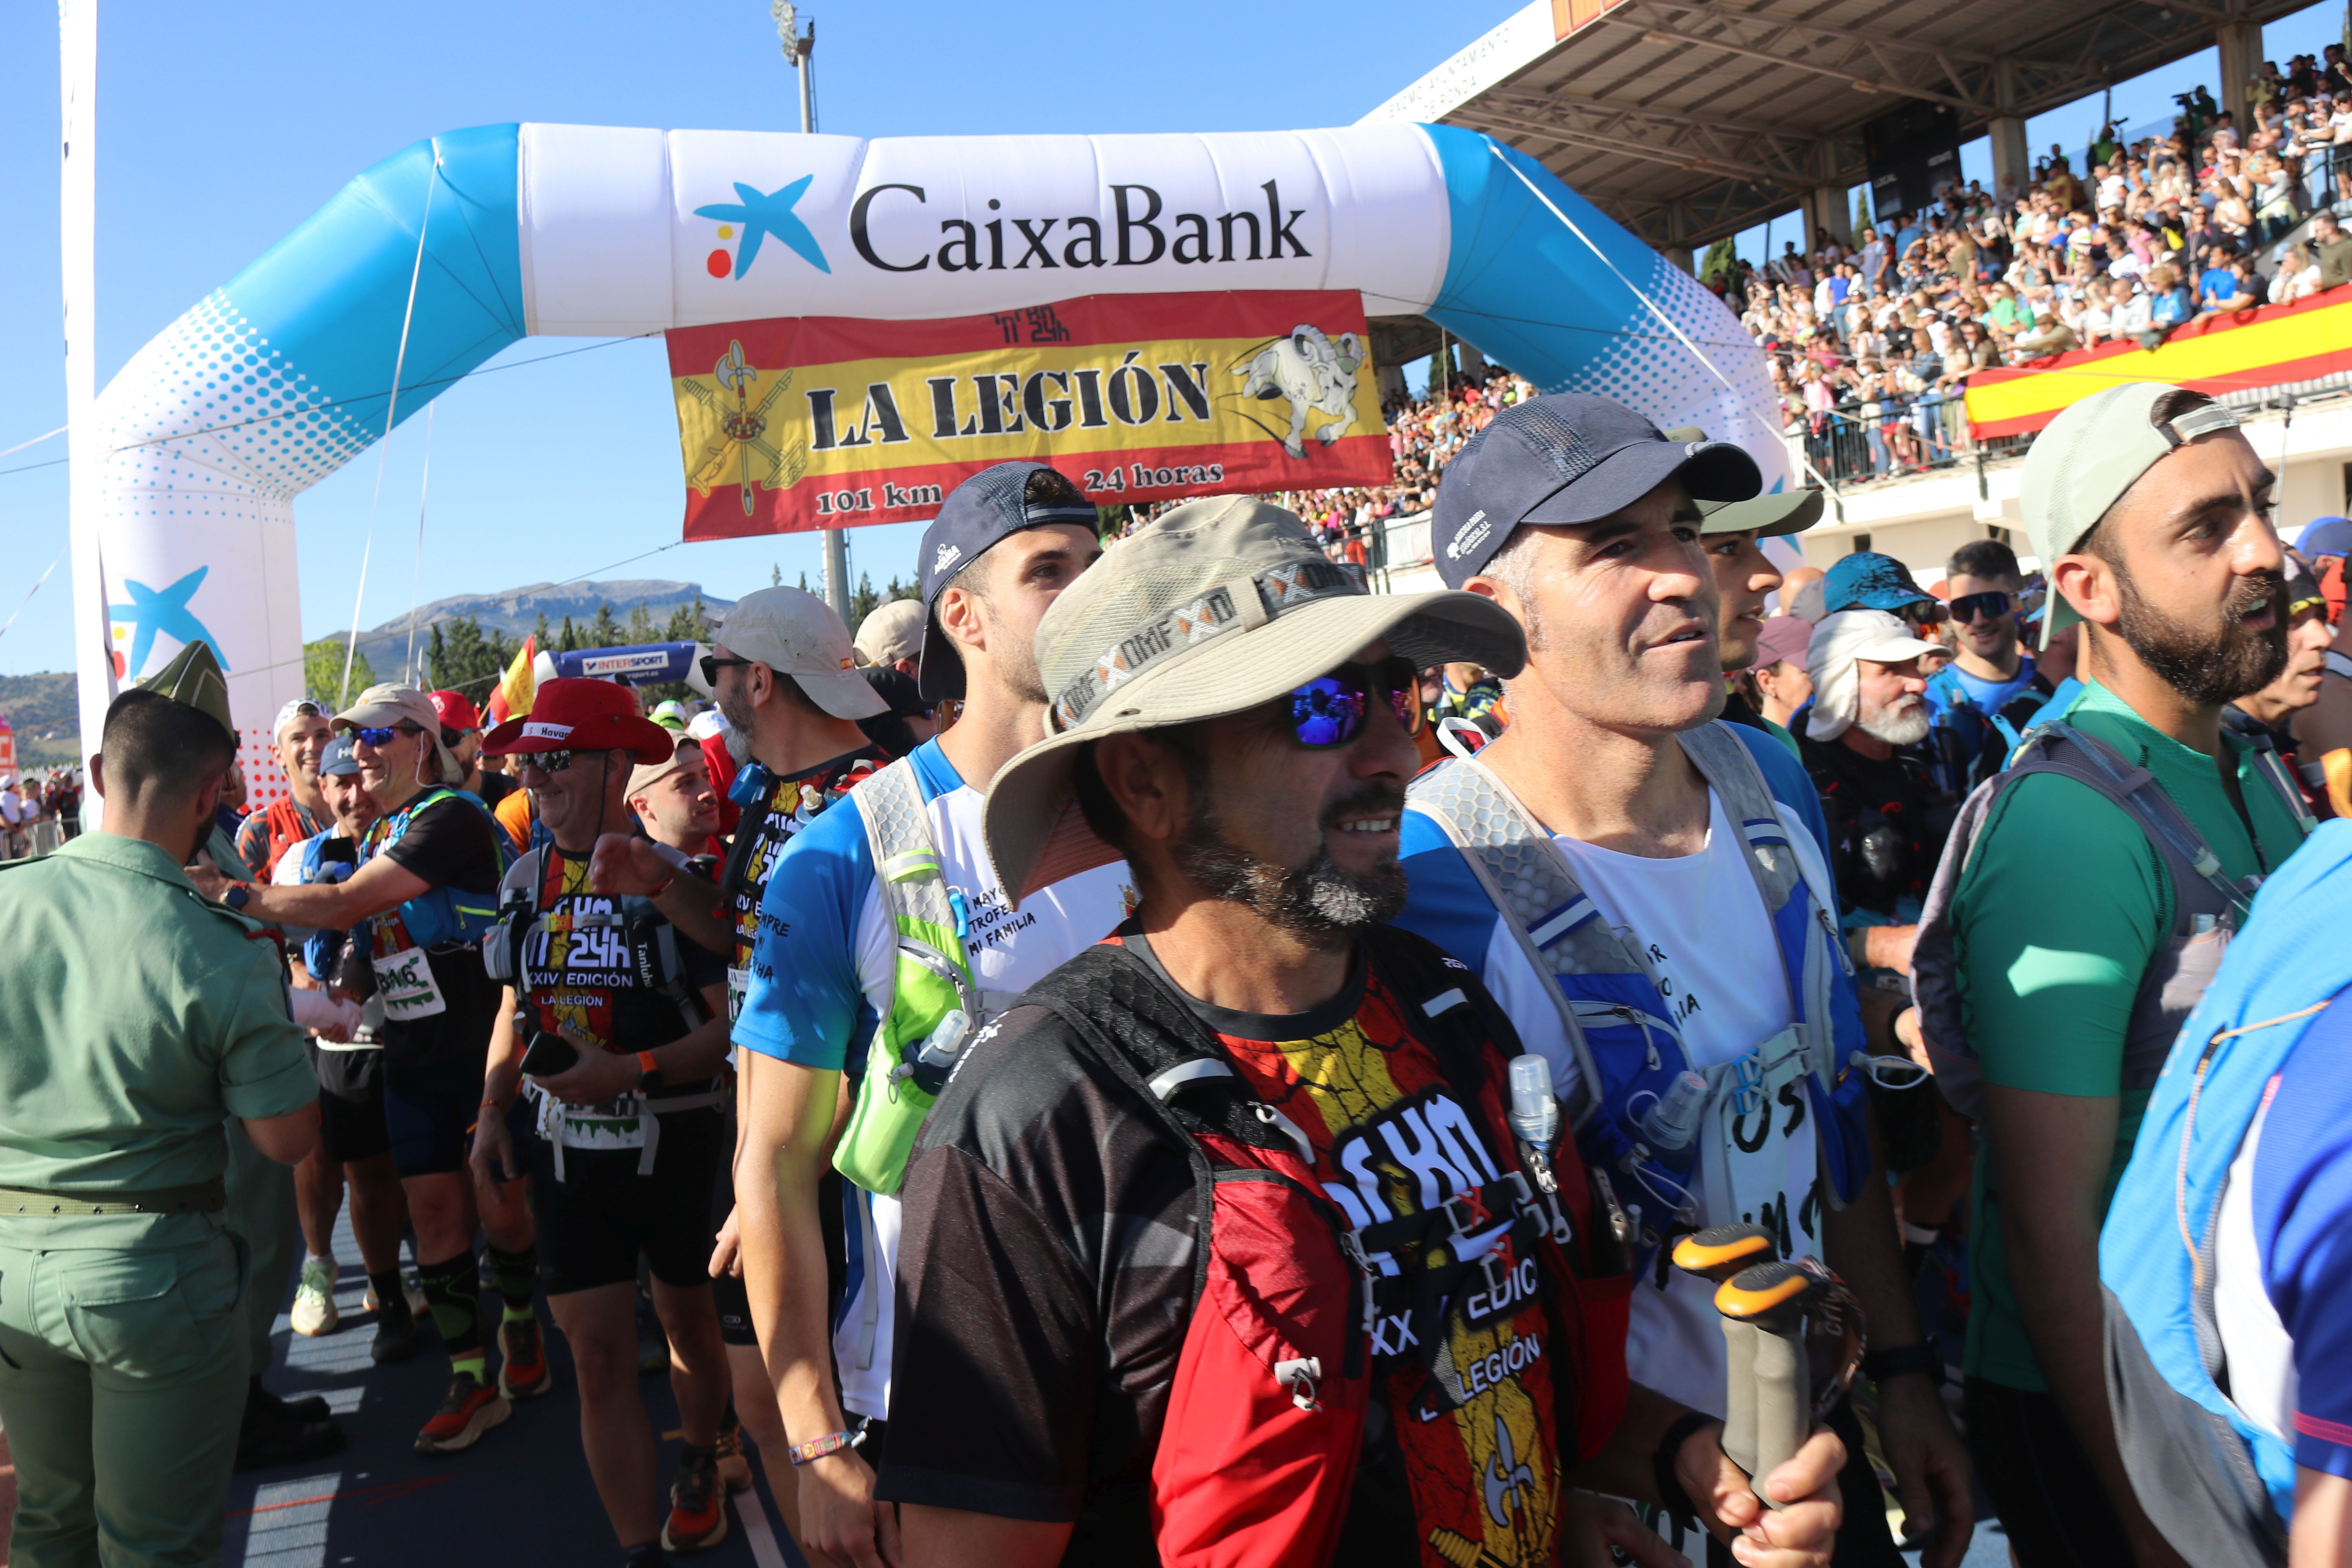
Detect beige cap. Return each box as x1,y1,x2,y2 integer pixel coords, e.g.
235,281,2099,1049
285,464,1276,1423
714,588,888,721
853,599,927,668
981,495,1526,905
334,683,466,785
2020,381,2244,648
625,733,699,800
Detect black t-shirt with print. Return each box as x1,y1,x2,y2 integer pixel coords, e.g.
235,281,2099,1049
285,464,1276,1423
880,929,1572,1568
717,744,886,1012
367,792,503,1065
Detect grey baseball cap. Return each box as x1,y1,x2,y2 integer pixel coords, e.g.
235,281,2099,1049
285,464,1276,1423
715,588,889,720
982,495,1526,905
2021,381,2245,648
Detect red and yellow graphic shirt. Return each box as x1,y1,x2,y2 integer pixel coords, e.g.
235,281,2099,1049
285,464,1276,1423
1195,952,1564,1568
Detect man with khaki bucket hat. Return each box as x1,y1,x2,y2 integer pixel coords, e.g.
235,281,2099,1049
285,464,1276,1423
872,496,1847,1568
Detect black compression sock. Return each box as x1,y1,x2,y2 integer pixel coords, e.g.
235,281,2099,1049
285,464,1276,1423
486,1243,538,1323
368,1269,409,1320
416,1249,487,1372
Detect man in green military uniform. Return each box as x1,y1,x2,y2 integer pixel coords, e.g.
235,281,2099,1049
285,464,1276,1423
0,643,321,1568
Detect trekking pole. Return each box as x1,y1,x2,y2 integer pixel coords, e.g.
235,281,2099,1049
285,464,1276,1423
1673,1224,1777,1478
1713,1258,1864,1507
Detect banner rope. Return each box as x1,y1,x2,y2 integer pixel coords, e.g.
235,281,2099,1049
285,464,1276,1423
403,402,437,683
342,139,441,704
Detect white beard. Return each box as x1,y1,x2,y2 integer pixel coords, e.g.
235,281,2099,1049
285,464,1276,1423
1858,700,1930,747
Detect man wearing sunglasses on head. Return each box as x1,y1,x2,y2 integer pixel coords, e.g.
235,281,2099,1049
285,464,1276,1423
730,462,1126,1568
1921,539,2054,793
1395,397,1973,1568
191,683,544,1457
880,495,1847,1568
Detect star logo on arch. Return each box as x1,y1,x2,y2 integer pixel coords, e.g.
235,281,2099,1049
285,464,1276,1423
694,176,831,279
109,566,226,680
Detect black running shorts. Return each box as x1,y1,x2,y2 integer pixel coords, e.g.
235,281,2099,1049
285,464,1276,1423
381,1047,491,1176
526,1102,724,1296
307,1040,391,1165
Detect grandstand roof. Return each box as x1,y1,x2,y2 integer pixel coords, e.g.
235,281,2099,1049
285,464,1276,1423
1363,0,2320,252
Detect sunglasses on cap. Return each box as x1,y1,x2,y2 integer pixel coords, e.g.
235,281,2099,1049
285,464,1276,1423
1948,590,2013,623
352,723,425,748
1282,657,1424,749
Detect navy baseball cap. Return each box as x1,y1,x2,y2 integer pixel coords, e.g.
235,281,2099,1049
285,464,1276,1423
1822,552,1939,615
1431,394,1761,588
917,460,1100,701
319,735,363,777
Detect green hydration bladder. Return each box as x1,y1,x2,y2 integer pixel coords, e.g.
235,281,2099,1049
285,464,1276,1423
833,759,978,1196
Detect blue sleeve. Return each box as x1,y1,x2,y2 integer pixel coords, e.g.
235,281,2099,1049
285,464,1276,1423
2255,989,2352,1479
1395,806,1504,976
1730,722,1838,916
734,796,876,1071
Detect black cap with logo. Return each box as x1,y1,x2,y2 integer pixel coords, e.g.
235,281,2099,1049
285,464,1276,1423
916,461,1100,701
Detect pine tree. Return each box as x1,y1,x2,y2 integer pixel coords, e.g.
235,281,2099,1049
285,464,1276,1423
558,615,579,653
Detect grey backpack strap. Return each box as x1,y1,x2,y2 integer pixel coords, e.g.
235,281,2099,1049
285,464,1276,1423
1405,756,1641,1128
2043,721,2261,919
1676,720,1801,914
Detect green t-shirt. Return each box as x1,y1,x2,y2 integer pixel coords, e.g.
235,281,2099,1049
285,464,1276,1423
1955,680,2308,1390
0,833,315,1197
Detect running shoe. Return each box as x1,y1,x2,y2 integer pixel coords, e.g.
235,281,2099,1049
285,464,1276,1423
713,1410,751,1494
361,1268,429,1319
413,1371,510,1455
660,1446,731,1553
499,1314,554,1400
289,1257,339,1337
371,1301,421,1363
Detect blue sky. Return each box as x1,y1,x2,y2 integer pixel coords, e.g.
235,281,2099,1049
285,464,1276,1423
0,3,2336,676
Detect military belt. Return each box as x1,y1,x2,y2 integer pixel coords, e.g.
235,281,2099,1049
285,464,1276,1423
0,1178,227,1216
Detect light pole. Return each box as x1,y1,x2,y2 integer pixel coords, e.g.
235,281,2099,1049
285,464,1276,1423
773,3,849,625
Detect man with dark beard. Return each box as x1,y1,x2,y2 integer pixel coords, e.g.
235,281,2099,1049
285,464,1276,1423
877,497,1849,1568
1935,382,2308,1568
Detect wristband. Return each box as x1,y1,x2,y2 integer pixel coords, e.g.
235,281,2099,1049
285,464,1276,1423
1862,1342,1946,1386
1653,1409,1720,1530
786,1427,867,1467
635,1050,662,1091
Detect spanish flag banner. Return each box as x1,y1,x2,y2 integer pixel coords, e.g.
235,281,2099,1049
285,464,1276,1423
486,634,536,727
1965,284,2352,438
668,290,1390,540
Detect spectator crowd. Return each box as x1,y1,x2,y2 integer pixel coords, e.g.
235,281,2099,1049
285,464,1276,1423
1715,49,2352,486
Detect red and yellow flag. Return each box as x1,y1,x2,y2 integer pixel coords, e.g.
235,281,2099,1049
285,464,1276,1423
1965,284,2352,437
667,290,1393,539
486,634,535,727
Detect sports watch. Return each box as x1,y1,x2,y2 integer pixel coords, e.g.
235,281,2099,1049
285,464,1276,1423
223,882,254,910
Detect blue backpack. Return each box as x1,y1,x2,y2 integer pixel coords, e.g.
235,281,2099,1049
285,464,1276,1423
2100,820,2352,1568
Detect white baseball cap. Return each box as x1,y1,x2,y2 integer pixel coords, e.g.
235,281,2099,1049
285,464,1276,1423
713,588,888,721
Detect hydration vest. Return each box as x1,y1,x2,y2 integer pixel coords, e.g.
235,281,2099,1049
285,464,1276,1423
1405,721,1871,1274
362,787,510,954
1016,928,1626,1568
2099,821,2352,1568
1913,720,2309,1120
1924,663,2047,795
832,758,1025,1196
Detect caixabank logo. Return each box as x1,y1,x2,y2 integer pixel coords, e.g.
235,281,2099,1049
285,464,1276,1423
689,169,1316,282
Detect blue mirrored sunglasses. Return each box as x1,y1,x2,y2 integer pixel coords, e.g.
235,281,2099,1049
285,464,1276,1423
351,724,424,748
1284,657,1424,748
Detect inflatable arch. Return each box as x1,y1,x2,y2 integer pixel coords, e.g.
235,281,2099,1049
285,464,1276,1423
73,120,1780,768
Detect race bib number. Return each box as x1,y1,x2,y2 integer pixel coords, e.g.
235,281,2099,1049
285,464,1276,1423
372,946,449,1021
727,967,749,1023
1700,1027,1819,1260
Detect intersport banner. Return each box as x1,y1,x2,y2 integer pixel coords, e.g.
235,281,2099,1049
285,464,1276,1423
668,289,1391,539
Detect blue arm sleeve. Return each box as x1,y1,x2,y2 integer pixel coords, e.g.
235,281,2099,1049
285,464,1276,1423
734,799,876,1071
2256,994,2352,1478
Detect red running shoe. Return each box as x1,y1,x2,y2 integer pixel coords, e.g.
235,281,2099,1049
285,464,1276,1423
498,1316,554,1400
661,1446,731,1553
414,1371,510,1455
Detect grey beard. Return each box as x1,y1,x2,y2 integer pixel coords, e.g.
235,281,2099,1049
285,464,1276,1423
1169,787,1407,940
1858,702,1930,747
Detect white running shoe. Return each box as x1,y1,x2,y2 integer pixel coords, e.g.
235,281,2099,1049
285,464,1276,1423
290,1257,339,1337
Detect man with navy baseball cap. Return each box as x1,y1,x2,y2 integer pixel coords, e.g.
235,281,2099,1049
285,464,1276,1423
915,459,1104,702
1400,393,1976,1568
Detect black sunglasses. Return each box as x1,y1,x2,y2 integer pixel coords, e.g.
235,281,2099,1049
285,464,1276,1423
700,655,755,686
440,726,472,749
1948,590,2013,623
515,748,606,777
1282,657,1424,749
1896,600,1949,628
